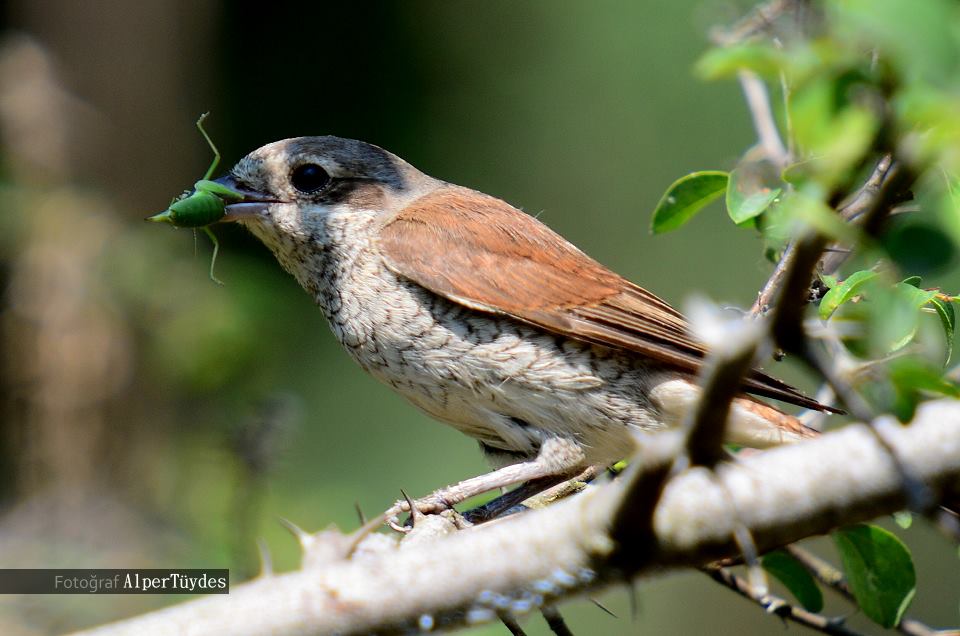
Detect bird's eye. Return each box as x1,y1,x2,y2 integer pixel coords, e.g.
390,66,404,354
291,163,331,193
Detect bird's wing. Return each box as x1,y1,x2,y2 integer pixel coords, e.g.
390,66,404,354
379,186,829,412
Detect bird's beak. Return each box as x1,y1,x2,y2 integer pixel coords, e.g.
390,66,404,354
213,175,282,221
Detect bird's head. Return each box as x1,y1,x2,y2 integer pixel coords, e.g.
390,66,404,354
214,136,440,254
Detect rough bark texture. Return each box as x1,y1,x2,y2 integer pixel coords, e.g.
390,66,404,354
72,399,960,636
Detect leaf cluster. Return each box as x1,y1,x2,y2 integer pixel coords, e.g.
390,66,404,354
651,0,960,628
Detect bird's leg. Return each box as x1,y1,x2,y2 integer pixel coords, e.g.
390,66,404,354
385,438,586,528
461,474,569,524
463,465,601,524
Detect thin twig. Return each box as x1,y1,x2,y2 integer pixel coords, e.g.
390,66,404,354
684,337,760,466
932,506,960,545
681,324,768,585
511,466,600,513
710,0,798,171
607,432,684,570
763,158,914,415
785,545,947,636
780,67,795,158
542,606,575,636
754,154,934,513
500,615,528,636
627,581,639,621
752,240,801,318
750,156,899,317
711,0,798,46
739,70,791,169
702,565,866,636
816,154,896,280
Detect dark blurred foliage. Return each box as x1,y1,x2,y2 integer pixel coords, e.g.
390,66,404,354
0,2,956,635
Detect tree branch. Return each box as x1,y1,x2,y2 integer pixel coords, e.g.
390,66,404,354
70,399,960,636
751,155,905,319
738,70,791,169
702,565,866,636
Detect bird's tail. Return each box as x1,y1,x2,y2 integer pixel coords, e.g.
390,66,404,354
726,395,820,448
650,378,823,449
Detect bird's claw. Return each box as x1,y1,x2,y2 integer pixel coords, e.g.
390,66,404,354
384,493,454,533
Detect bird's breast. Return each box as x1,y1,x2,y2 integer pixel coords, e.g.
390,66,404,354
312,243,664,462
264,207,664,462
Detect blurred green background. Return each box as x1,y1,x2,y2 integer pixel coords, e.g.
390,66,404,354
0,1,956,634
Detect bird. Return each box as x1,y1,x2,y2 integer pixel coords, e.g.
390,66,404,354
209,136,831,514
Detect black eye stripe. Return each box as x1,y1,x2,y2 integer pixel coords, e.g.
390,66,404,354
290,164,331,193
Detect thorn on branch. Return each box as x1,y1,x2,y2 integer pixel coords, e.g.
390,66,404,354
278,517,312,551
589,597,618,618
256,539,273,579
354,501,366,526
400,489,420,528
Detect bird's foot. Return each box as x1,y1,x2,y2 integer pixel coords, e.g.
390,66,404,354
383,439,589,531
385,491,479,533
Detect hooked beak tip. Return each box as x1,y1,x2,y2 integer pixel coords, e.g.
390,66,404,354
213,175,280,221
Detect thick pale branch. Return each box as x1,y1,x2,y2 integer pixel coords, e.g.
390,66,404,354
72,400,960,636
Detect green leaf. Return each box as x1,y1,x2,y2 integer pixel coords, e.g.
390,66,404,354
939,178,960,244
834,524,916,628
833,277,942,358
650,171,729,234
885,283,939,352
819,270,878,319
762,550,824,612
756,196,795,252
818,273,839,289
900,90,960,176
900,276,923,288
790,78,879,190
696,41,827,84
894,283,938,308
930,296,956,364
781,160,812,187
695,44,786,79
726,168,782,224
888,357,960,399
785,188,860,244
884,223,956,277
828,0,960,85
899,284,939,312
